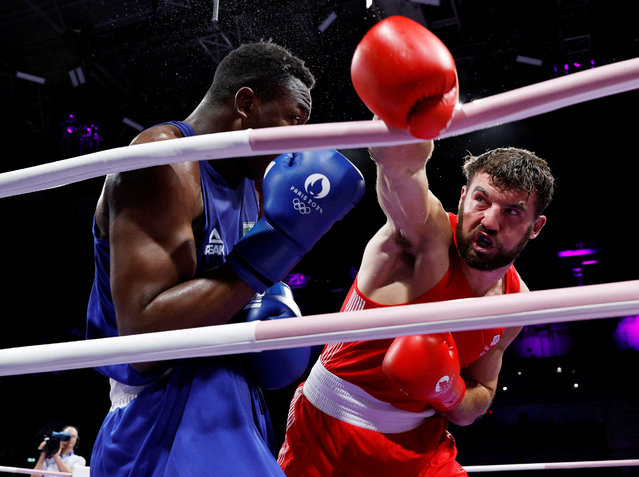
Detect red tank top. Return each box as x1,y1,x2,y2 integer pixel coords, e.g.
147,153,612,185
321,213,519,412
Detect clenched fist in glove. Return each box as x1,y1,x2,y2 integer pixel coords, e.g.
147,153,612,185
238,282,310,390
227,149,365,292
383,332,466,411
351,15,458,139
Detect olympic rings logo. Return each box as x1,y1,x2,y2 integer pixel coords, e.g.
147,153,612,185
293,198,312,214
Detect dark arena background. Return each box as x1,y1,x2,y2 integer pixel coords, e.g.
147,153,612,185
1,1,638,475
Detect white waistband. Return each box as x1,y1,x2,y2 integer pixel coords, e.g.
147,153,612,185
108,368,174,412
303,361,435,433
108,378,148,412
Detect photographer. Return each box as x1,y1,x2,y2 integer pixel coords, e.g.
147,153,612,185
31,426,85,476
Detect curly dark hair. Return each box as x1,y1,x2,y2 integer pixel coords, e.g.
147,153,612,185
206,40,315,105
462,147,555,217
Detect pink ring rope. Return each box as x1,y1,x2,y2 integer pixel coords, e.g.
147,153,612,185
0,57,638,199
0,464,89,476
464,458,639,473
0,280,637,376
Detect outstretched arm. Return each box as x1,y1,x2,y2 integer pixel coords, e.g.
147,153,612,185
350,16,459,302
357,140,453,302
370,140,439,247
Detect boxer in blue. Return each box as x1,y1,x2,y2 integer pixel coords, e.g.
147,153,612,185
86,41,365,476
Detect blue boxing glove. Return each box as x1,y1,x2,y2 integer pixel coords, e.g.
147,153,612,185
227,149,365,292
240,282,310,390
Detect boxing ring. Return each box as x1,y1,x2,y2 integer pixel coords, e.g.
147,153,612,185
2,57,639,475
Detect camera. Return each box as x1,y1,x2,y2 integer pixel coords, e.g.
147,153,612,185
42,431,71,457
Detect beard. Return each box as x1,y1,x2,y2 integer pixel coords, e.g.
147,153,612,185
455,208,532,271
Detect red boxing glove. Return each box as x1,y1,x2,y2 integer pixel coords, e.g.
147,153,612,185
351,16,458,139
382,333,466,411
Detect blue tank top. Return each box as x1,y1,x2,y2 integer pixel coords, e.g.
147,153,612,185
86,121,260,385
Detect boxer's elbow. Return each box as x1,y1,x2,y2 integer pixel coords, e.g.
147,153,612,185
442,385,494,426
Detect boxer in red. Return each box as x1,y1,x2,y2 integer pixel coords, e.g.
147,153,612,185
277,17,556,476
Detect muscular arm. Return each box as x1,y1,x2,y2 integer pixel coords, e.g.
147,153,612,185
439,325,522,426
358,141,452,302
371,141,440,245
103,127,256,372
108,166,252,333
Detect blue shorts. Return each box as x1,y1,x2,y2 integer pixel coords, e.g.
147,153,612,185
90,357,285,477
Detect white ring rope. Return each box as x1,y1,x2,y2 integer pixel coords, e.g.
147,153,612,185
0,466,66,476
0,280,637,377
0,465,89,476
0,57,638,199
2,460,637,476
465,458,639,472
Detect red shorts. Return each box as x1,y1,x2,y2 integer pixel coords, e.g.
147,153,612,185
278,385,467,477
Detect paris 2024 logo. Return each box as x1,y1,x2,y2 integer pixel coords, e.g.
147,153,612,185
289,174,330,215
